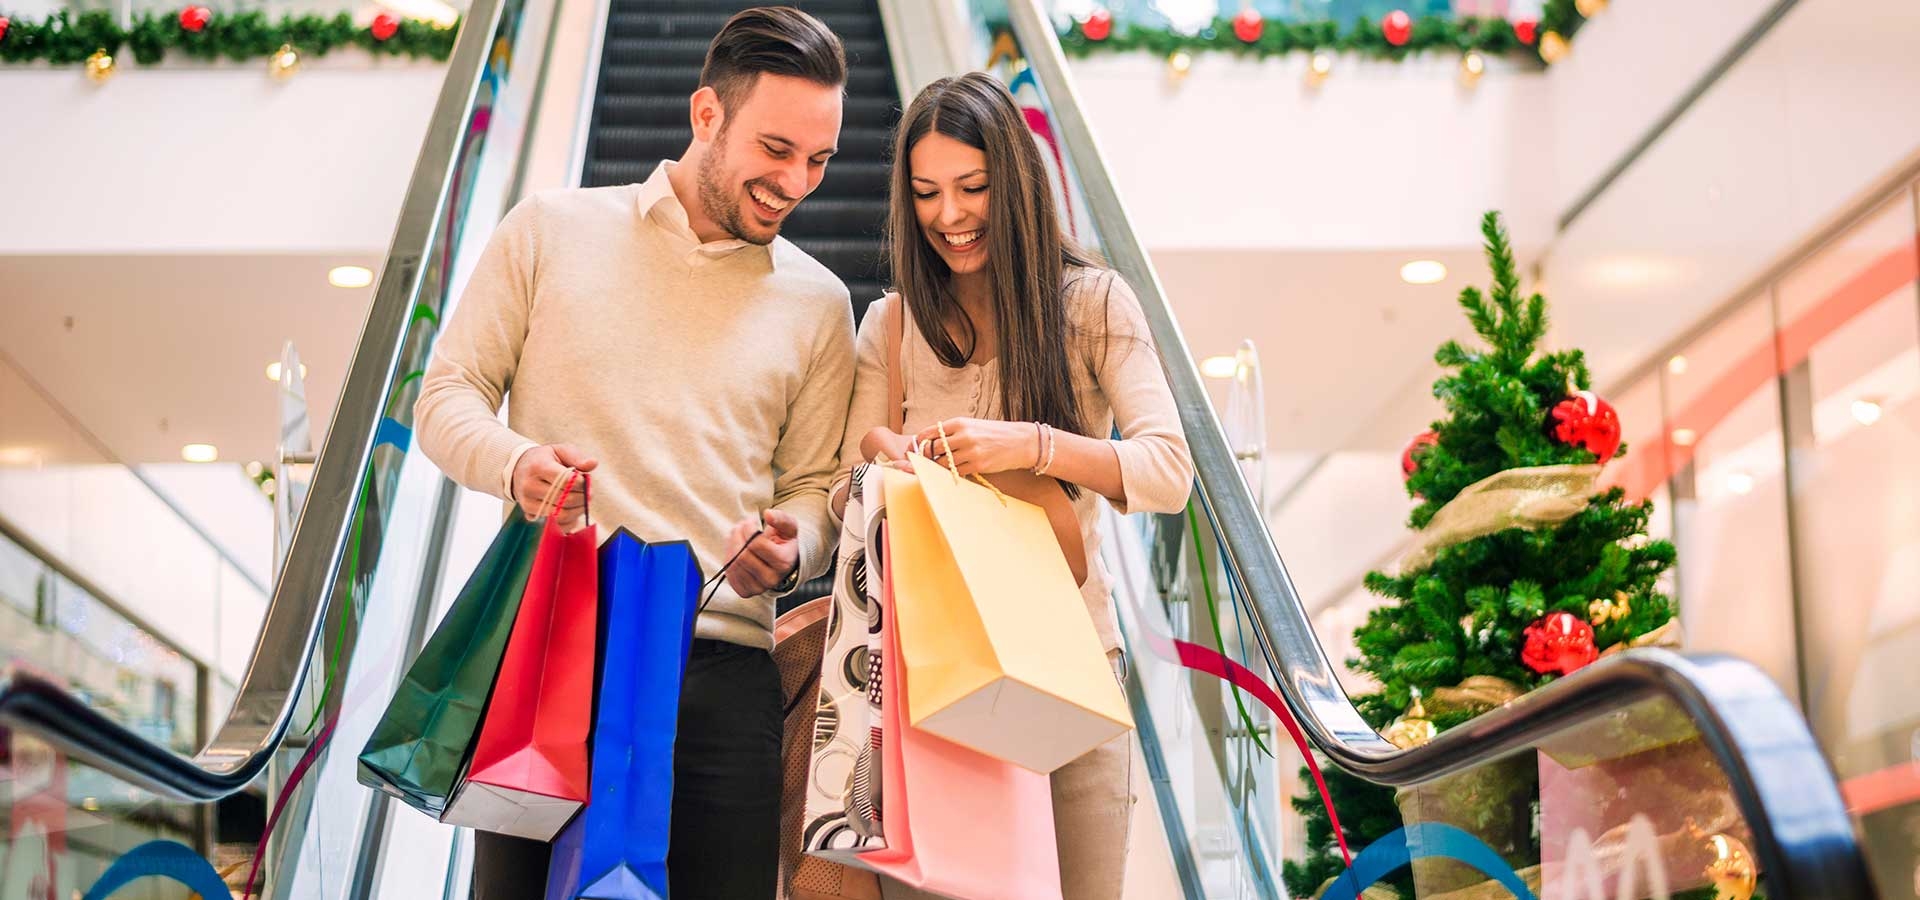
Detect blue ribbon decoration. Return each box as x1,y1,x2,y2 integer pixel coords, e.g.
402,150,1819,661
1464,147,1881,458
83,840,230,900
1323,823,1537,900
374,417,412,452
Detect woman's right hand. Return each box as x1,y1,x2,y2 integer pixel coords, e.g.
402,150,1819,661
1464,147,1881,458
860,427,915,466
512,443,596,526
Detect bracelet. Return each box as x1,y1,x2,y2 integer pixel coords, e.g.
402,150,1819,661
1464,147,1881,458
1032,422,1045,472
1036,423,1059,476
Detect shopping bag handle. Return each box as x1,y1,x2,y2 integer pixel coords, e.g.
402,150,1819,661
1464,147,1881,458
925,420,1010,506
696,516,774,613
529,468,590,527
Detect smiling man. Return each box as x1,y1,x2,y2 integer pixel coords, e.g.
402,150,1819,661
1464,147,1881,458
412,8,852,898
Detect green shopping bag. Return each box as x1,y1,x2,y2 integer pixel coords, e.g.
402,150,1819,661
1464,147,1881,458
357,510,542,816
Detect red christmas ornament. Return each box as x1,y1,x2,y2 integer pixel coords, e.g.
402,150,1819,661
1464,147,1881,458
1400,430,1439,481
1232,7,1265,43
1549,390,1623,463
371,11,401,41
1381,10,1413,47
1081,7,1113,42
1521,612,1598,676
0,16,11,43
179,5,212,33
1512,18,1538,45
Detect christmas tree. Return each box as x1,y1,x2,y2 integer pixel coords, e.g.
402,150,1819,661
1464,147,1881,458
1282,212,1682,898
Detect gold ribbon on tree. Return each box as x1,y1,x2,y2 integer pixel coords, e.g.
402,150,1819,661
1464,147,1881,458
1397,464,1604,572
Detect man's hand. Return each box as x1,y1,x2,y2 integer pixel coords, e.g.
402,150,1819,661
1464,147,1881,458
722,509,800,597
512,443,597,527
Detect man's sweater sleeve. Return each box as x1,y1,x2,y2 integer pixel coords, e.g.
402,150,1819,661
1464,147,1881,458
770,289,857,587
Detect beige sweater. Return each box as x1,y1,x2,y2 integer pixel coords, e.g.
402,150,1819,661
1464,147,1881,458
416,163,855,650
834,269,1194,650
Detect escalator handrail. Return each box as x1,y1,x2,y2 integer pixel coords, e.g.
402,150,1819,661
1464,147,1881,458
1000,3,1873,896
0,0,513,802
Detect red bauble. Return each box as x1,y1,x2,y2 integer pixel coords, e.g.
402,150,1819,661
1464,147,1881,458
371,11,401,41
1522,612,1598,676
179,5,212,33
1400,430,1439,481
1549,390,1623,463
0,16,11,43
1382,10,1413,47
1513,19,1538,45
1081,8,1113,42
1232,8,1265,43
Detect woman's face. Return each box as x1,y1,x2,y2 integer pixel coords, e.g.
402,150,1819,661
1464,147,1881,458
908,131,991,278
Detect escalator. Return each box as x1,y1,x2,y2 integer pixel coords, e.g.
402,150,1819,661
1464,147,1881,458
0,0,1883,898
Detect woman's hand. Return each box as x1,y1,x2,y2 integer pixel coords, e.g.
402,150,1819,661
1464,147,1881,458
915,418,1043,477
860,427,916,466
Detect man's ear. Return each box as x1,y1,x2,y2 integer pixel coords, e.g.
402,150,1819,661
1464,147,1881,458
689,85,726,143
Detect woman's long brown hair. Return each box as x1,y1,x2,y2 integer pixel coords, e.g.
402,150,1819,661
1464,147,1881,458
887,73,1102,476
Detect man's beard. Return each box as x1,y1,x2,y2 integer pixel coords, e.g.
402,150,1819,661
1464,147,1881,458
696,137,775,246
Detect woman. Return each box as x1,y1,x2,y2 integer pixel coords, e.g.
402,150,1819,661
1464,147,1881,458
831,72,1194,899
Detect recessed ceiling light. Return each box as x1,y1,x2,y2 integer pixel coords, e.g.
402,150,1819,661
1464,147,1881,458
266,361,310,382
181,443,219,463
1400,260,1447,285
1725,471,1755,496
1667,355,1688,375
0,446,38,466
1200,356,1239,379
1852,399,1884,426
1670,428,1697,447
328,265,374,289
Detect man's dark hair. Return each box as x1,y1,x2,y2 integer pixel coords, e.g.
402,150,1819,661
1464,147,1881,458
700,7,847,112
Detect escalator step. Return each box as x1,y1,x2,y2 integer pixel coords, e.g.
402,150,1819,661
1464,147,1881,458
600,37,887,69
597,63,894,96
595,94,896,129
606,11,885,41
783,238,887,280
782,199,891,240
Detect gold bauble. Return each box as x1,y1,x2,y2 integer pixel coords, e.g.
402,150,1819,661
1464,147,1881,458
1539,31,1570,65
1428,675,1524,716
1704,833,1757,900
1458,50,1485,87
1166,50,1192,82
1305,50,1333,87
268,43,302,80
1575,0,1609,17
1588,592,1629,624
85,49,116,83
1382,693,1438,750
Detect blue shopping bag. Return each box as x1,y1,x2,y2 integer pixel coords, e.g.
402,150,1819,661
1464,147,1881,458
546,529,701,900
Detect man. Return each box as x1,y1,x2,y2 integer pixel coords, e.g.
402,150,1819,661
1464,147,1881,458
413,8,853,897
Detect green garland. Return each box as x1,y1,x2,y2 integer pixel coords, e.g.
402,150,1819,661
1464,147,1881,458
1053,5,1591,65
0,9,459,66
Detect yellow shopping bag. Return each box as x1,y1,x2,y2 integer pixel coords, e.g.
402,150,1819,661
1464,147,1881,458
883,456,1132,774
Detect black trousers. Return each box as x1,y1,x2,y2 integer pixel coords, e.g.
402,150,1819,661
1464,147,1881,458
471,639,784,899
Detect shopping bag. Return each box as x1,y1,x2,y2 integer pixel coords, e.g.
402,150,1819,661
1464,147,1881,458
885,458,1131,773
442,474,599,840
357,503,543,816
847,528,1063,899
544,531,702,900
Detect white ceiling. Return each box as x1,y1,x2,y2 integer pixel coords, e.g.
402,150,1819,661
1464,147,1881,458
0,253,376,467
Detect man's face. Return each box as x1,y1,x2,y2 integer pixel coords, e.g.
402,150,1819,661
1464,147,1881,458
696,74,843,245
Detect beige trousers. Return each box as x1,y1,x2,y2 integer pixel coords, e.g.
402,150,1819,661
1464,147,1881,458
883,651,1134,900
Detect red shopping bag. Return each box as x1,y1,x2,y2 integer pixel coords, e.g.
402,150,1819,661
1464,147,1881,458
442,472,599,840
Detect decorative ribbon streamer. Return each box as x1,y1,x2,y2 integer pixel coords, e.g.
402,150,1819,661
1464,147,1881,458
373,417,413,453
1322,823,1537,900
243,715,339,900
1186,505,1270,757
1398,464,1603,572
82,840,230,900
1121,524,1352,864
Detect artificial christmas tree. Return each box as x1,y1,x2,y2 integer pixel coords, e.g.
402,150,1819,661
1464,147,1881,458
1282,212,1685,898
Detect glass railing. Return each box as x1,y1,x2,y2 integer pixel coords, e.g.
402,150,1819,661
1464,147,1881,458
983,0,1877,896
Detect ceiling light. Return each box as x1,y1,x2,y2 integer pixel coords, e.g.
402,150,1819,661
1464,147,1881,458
1724,471,1755,496
328,265,374,289
1670,428,1697,447
1852,399,1884,426
181,443,219,463
1400,260,1447,285
1667,355,1688,375
266,361,309,382
1200,356,1239,379
0,446,38,466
